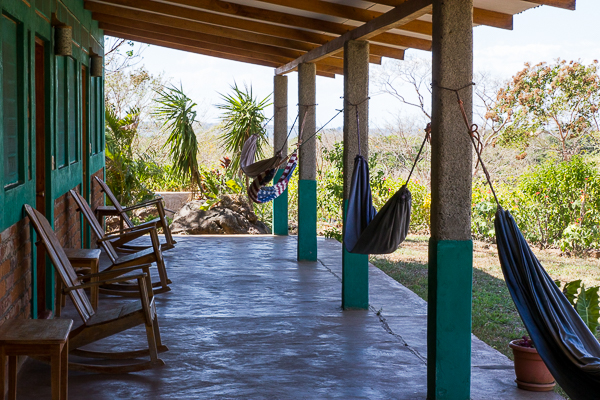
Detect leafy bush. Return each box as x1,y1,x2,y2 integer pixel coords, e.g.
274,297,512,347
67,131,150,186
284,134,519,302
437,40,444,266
556,279,600,335
471,157,600,250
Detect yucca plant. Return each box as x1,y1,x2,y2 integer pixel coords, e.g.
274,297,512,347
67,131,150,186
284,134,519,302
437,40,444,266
216,82,271,173
153,84,202,193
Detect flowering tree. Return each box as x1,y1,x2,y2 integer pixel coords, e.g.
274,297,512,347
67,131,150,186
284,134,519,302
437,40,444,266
489,60,600,160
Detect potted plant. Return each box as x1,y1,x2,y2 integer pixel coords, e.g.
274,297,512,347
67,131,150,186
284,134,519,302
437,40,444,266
509,336,555,391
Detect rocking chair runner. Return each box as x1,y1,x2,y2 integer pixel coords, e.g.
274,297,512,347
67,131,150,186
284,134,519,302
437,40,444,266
24,205,168,373
70,190,172,294
93,176,176,252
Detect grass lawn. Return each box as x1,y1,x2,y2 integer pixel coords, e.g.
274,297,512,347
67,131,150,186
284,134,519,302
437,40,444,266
370,235,600,399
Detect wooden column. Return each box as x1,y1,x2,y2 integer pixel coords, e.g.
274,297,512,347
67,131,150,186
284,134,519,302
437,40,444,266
272,75,288,236
342,40,369,310
297,63,317,261
428,0,474,398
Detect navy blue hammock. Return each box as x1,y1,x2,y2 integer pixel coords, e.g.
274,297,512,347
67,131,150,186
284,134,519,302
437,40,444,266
343,116,429,255
445,84,600,400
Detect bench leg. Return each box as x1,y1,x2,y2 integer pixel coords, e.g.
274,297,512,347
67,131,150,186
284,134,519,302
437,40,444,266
8,356,17,400
60,342,68,400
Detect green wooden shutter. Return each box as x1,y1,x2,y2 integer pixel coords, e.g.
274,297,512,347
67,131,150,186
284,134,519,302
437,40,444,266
68,57,76,163
2,15,20,186
56,56,66,167
89,78,96,154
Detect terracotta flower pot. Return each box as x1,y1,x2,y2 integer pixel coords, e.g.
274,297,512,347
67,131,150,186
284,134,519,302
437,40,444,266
509,340,556,391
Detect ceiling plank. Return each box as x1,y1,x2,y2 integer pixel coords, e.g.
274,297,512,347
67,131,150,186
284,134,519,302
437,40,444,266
372,0,513,30
254,0,433,35
94,13,381,65
161,0,431,50
87,0,431,50
276,0,432,75
86,2,406,60
103,30,337,77
523,0,575,10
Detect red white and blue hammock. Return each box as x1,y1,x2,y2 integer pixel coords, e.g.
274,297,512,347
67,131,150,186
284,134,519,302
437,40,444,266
248,152,298,204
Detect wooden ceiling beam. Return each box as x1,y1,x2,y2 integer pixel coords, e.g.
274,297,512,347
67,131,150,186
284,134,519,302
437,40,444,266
98,19,348,69
94,13,381,65
161,0,431,50
103,30,337,78
276,0,431,75
87,3,405,60
102,23,345,73
372,0,513,30
523,0,575,10
87,0,431,50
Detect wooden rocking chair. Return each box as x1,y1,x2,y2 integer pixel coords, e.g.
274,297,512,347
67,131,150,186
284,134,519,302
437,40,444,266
93,176,176,252
69,190,171,295
24,204,168,373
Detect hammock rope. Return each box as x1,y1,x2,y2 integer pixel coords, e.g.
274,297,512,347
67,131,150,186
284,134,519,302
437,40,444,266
437,82,600,399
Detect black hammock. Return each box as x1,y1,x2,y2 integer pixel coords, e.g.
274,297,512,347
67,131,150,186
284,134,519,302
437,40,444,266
344,115,429,255
443,83,600,400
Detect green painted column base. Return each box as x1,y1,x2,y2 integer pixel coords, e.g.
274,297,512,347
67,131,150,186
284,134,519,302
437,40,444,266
427,238,473,400
297,179,317,261
272,169,288,236
342,200,368,309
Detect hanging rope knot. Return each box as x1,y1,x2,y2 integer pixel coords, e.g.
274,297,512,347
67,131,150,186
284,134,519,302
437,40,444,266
348,97,370,108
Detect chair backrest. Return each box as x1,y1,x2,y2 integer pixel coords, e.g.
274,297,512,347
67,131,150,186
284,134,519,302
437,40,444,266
24,204,95,322
69,189,119,262
93,176,134,227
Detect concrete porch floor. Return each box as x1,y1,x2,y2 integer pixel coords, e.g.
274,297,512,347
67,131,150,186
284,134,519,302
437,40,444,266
17,236,561,399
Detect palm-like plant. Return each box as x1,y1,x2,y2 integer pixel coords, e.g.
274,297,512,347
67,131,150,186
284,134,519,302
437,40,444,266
153,84,202,192
217,83,271,173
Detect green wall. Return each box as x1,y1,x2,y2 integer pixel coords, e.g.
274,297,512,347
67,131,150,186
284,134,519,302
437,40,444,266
0,0,105,316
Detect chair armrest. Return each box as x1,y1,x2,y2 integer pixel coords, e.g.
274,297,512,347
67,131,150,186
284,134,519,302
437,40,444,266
122,197,163,212
64,271,147,292
79,264,152,281
99,226,156,241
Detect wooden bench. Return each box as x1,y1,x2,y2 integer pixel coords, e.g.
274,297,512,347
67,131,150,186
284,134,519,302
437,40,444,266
0,319,72,400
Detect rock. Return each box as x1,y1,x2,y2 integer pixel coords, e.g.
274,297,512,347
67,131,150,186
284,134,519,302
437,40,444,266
170,195,270,235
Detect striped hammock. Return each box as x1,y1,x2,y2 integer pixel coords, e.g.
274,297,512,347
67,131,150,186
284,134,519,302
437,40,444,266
248,152,298,204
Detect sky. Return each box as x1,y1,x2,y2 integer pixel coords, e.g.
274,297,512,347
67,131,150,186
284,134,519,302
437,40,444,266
116,0,600,130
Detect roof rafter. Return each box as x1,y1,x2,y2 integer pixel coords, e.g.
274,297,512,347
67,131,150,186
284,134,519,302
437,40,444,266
100,21,347,70
161,0,431,50
524,0,575,10
86,2,405,60
103,30,338,78
276,0,432,75
95,14,381,67
94,13,382,65
254,0,512,31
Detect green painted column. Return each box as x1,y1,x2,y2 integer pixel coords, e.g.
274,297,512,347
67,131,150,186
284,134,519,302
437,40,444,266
428,1,474,399
297,63,317,261
342,40,370,309
273,75,288,236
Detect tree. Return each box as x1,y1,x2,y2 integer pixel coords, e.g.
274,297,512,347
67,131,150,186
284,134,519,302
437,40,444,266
216,83,271,173
490,60,600,160
153,84,202,193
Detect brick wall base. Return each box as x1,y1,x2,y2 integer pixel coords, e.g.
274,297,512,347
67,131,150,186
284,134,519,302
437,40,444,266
0,218,32,320
54,188,82,249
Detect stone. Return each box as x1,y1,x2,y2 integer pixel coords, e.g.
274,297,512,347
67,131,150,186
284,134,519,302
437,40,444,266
170,195,270,235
